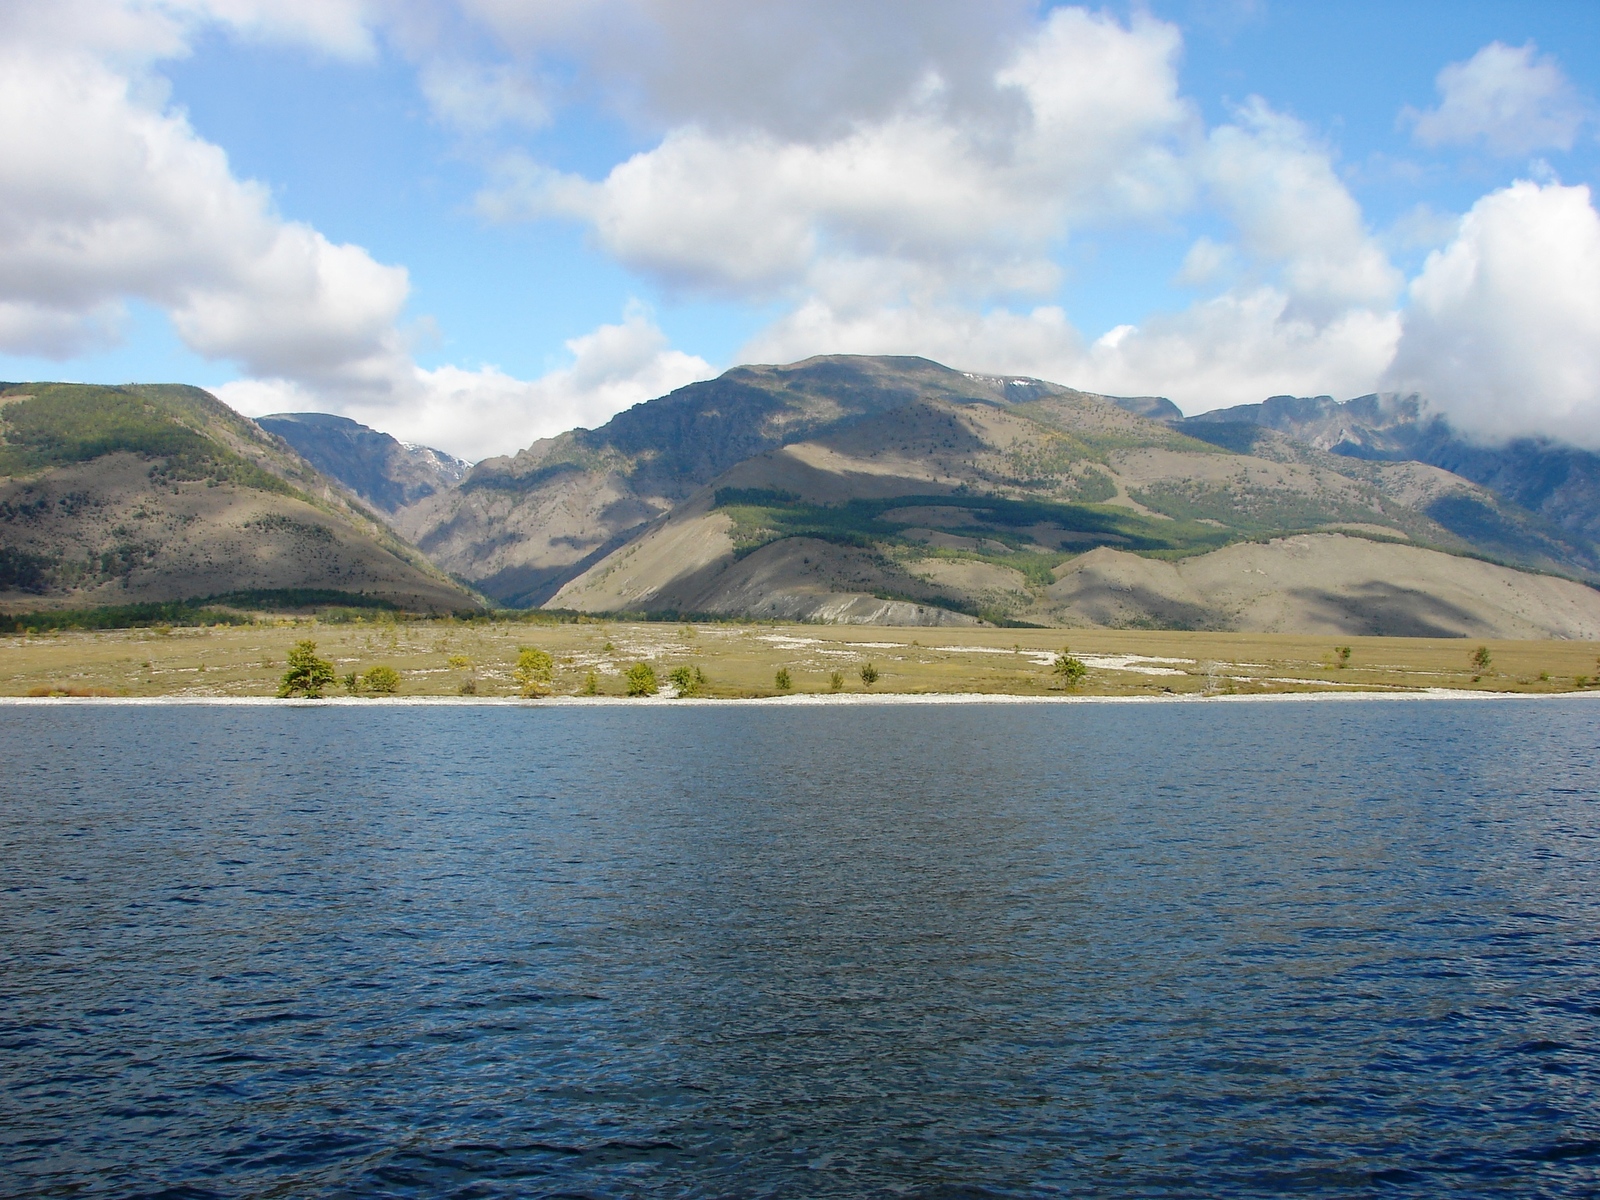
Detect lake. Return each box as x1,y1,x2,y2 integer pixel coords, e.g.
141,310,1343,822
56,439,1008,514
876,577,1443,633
2,699,1599,1197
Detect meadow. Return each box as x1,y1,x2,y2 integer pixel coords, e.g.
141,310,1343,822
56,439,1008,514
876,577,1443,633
4,613,1599,699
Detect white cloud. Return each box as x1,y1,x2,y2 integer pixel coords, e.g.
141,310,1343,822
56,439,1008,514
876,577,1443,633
477,7,1194,305
1203,101,1401,320
0,0,376,64
419,59,549,133
0,0,631,462
452,0,1037,139
1407,41,1591,157
1386,180,1600,448
222,305,715,461
742,286,1400,417
0,38,411,392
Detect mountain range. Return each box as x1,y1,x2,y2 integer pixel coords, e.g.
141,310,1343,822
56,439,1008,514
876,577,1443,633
5,358,1600,638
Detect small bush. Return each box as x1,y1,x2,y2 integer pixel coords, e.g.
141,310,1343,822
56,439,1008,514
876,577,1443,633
859,662,879,687
775,667,792,691
829,671,844,693
362,665,401,694
580,671,599,696
278,640,336,698
669,665,707,697
342,670,360,695
626,662,658,697
515,647,554,697
458,678,477,696
1471,646,1492,672
1052,646,1087,687
1335,646,1352,668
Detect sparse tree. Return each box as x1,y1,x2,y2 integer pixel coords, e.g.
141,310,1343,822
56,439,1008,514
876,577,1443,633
670,665,707,697
1471,646,1492,672
1335,646,1352,668
1052,646,1087,687
626,662,658,697
515,647,554,697
859,662,879,687
342,670,360,695
362,665,401,694
278,640,336,698
775,667,792,691
580,671,599,696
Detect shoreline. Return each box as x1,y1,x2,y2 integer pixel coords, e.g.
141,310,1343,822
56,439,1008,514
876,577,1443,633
4,688,1598,707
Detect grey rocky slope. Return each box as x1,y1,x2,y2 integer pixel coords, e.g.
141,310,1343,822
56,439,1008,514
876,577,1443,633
257,412,468,514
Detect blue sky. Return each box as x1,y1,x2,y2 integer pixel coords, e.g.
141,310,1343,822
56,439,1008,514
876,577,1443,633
1,1,1598,458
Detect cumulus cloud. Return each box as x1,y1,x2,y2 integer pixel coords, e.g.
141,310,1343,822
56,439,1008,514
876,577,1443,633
0,33,410,391
1406,41,1591,157
743,286,1400,417
739,90,1405,414
222,305,715,461
0,0,644,462
1203,101,1401,320
452,0,1037,139
477,7,1194,304
418,59,550,133
1386,180,1600,448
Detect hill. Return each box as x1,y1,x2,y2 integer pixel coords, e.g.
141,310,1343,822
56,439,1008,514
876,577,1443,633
0,383,478,614
395,356,1204,607
256,412,468,514
470,356,1594,634
539,368,1600,634
1180,394,1600,568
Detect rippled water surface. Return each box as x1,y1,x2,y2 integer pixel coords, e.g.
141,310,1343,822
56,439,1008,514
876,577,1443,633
3,699,1600,1197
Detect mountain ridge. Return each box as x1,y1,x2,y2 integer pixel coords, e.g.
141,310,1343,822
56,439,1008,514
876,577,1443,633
0,383,478,613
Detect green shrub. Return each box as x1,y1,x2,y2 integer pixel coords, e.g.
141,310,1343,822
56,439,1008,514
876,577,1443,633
1052,646,1087,687
580,671,599,696
515,647,554,697
859,662,878,687
278,640,336,698
1471,645,1492,672
626,662,658,697
669,665,707,697
362,665,401,694
775,667,792,691
829,671,844,692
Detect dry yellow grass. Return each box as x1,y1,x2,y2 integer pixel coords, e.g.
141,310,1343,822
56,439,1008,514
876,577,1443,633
3,615,1599,699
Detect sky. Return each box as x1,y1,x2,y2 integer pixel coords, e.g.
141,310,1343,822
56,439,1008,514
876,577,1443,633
1,1,1598,461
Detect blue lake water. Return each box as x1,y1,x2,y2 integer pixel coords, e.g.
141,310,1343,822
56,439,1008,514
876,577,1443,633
2,698,1599,1198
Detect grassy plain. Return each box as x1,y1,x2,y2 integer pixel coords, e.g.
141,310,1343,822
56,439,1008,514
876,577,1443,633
3,615,1599,699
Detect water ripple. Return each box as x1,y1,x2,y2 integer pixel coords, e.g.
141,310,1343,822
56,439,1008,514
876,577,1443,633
2,700,1599,1196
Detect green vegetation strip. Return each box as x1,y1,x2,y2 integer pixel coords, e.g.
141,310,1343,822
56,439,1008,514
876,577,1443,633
712,488,1235,562
0,383,298,496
